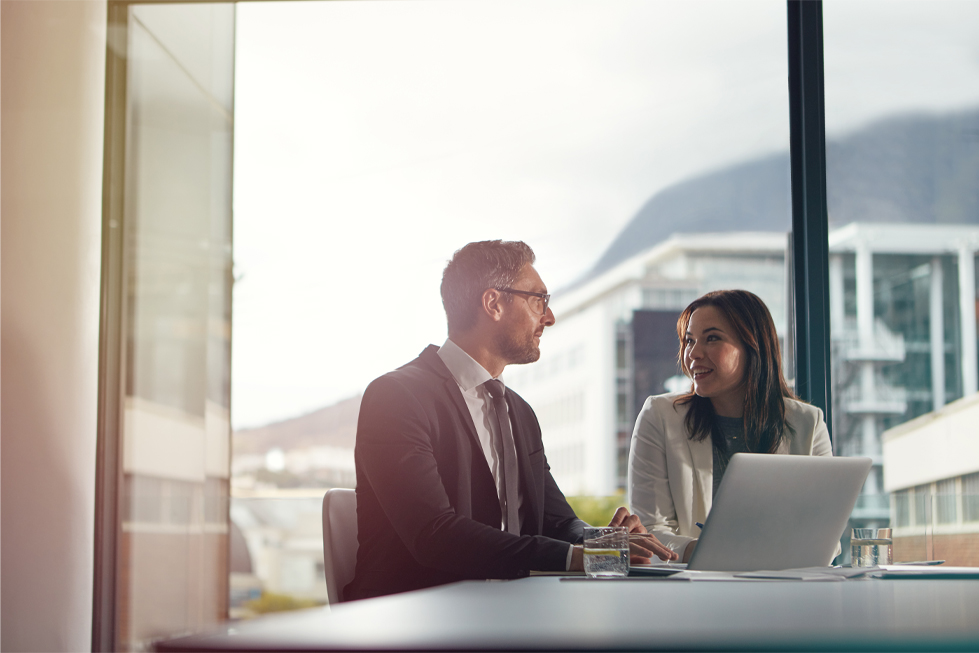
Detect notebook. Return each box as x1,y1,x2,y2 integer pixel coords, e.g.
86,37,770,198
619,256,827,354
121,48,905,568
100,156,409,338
686,453,872,572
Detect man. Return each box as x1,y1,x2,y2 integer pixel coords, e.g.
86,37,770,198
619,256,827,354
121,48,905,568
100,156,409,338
345,240,674,600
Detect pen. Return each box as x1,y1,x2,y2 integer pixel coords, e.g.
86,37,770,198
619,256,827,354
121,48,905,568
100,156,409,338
695,522,704,529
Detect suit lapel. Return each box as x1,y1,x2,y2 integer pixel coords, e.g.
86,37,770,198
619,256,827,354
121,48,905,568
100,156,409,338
418,346,499,519
419,346,486,456
442,376,485,455
686,433,713,518
506,394,540,533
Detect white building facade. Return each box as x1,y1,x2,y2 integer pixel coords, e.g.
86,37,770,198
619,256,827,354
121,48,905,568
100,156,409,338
882,392,979,566
507,223,979,522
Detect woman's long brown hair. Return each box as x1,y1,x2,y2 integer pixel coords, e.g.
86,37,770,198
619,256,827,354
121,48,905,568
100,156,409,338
674,289,796,454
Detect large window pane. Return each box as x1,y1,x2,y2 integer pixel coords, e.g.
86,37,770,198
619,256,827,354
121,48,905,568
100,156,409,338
114,4,235,647
824,0,979,565
231,0,792,607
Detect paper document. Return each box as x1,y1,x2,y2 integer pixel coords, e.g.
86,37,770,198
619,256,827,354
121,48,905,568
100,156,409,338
734,567,871,581
871,565,979,579
658,567,874,582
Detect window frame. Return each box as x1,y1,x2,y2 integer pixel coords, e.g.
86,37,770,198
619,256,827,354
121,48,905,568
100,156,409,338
787,1,832,423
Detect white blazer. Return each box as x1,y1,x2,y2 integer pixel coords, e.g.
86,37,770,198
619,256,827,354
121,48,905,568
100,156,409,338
628,392,833,554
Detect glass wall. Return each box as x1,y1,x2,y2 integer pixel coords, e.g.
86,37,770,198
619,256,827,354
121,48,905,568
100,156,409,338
230,0,793,607
107,3,235,648
823,0,979,565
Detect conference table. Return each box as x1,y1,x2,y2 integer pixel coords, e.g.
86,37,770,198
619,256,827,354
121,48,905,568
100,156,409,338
157,574,979,652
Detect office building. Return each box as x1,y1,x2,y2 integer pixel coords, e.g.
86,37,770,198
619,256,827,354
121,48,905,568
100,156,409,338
508,224,979,535
829,224,979,526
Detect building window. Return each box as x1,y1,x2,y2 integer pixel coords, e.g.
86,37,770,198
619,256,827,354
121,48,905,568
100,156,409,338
935,478,958,525
616,338,628,371
963,472,979,523
893,489,911,528
912,484,930,527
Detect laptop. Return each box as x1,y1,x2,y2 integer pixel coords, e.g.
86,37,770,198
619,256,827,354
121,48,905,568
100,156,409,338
685,453,872,572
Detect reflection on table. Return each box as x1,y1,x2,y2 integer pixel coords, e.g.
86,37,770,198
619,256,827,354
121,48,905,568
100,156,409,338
158,574,979,652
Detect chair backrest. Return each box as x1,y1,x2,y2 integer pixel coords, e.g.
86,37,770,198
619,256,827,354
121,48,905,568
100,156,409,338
321,488,358,604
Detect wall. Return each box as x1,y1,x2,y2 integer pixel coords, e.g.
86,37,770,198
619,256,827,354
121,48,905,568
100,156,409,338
1,1,107,650
882,393,979,492
893,533,979,568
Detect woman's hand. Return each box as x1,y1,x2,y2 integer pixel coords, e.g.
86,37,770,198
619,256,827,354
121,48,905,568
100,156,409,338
626,533,678,563
607,507,678,563
607,506,645,532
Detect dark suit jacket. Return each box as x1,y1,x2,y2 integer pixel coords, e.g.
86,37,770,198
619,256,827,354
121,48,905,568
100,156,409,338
345,345,586,600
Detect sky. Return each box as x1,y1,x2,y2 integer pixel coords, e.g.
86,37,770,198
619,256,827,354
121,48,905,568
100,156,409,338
231,0,979,429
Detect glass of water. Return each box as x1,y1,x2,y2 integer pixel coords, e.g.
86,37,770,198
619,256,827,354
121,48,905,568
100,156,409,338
851,527,893,567
583,526,629,578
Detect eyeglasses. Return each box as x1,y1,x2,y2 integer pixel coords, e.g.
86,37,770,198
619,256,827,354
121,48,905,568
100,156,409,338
497,287,550,315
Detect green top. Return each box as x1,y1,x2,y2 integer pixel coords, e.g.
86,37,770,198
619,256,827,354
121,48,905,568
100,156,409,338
712,415,749,498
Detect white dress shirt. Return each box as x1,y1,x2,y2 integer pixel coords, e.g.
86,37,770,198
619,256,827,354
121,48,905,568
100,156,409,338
438,339,574,570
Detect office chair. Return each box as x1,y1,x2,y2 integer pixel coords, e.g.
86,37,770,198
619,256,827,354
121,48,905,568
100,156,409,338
321,488,358,604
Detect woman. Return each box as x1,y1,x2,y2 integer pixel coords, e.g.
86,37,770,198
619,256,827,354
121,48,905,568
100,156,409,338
628,289,832,562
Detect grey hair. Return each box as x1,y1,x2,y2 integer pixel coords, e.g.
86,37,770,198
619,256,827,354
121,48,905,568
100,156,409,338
440,240,536,334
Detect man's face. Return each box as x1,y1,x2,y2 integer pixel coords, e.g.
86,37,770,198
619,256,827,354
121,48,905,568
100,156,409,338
495,264,556,365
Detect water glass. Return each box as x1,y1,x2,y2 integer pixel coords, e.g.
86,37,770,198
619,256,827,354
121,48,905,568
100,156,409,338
851,527,893,567
583,526,629,578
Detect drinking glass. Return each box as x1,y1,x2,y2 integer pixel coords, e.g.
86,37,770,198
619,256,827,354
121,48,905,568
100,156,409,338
583,526,629,577
851,528,893,567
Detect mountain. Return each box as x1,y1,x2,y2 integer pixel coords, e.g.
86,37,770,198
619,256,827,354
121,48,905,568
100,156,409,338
233,394,361,456
586,108,979,282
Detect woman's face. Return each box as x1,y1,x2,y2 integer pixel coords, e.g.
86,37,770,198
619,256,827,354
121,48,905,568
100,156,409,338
683,305,748,417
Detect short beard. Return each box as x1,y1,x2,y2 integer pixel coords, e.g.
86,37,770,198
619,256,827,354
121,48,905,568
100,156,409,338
496,330,540,366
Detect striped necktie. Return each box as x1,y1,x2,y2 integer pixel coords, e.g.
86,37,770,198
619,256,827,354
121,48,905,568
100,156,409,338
483,379,520,534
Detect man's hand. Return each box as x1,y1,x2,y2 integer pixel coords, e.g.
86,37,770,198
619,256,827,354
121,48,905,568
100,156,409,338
607,507,678,563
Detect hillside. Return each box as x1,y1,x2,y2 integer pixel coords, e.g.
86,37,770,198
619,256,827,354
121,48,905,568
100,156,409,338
233,394,361,455
587,108,979,282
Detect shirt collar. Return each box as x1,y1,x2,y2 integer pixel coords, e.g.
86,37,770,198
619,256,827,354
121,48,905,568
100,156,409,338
437,338,501,393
